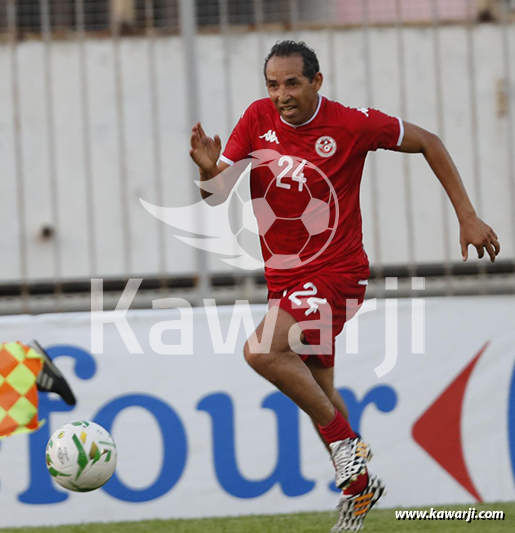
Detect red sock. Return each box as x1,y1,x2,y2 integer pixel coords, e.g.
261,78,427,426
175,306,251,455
318,410,357,445
344,472,369,495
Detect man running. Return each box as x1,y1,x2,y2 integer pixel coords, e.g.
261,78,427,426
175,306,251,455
189,40,500,531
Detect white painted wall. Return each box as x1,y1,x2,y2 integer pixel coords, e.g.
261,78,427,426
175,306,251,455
0,24,513,282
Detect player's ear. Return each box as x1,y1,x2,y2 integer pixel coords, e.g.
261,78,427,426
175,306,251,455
312,71,323,91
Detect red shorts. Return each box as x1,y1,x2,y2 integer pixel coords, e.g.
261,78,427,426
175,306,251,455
267,273,367,368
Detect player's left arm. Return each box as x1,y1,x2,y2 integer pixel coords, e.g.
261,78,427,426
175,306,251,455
393,121,500,262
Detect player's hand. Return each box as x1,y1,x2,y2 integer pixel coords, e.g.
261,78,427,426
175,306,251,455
460,214,500,262
189,122,222,174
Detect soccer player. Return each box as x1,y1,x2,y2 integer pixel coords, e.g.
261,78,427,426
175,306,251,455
189,41,500,531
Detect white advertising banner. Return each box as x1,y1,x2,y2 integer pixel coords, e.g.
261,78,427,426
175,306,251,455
0,295,514,527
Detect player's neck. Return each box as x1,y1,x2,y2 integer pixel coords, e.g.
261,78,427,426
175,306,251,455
280,94,322,128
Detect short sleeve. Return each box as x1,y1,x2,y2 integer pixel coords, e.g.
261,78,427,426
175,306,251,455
220,106,254,166
355,108,404,152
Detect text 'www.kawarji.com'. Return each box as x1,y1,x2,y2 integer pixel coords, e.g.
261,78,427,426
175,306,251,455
395,508,504,522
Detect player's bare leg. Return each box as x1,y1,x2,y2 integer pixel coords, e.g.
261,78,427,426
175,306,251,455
244,307,336,426
244,307,370,489
304,360,349,452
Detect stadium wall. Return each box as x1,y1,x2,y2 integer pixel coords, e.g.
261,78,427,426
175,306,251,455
0,296,513,526
0,24,514,283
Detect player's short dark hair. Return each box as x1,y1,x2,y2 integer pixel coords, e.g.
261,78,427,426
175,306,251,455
264,41,320,82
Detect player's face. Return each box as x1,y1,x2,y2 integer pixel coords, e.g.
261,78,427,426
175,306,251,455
265,55,323,126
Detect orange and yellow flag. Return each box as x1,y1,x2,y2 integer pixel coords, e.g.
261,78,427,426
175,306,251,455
0,342,44,438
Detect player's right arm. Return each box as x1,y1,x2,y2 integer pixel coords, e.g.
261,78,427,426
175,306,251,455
191,104,255,204
189,122,230,203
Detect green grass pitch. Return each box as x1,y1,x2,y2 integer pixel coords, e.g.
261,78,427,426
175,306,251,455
0,503,513,532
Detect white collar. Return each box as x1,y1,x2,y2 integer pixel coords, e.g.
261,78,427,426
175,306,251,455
280,94,322,128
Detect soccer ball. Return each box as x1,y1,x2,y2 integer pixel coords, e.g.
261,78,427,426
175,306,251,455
46,420,117,492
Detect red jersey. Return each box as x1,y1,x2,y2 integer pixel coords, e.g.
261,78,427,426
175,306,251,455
221,96,403,292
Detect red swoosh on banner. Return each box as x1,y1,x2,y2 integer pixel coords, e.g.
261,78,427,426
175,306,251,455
412,342,489,502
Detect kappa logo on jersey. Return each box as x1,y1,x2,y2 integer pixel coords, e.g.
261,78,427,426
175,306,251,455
357,107,370,117
315,136,337,158
259,130,280,144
